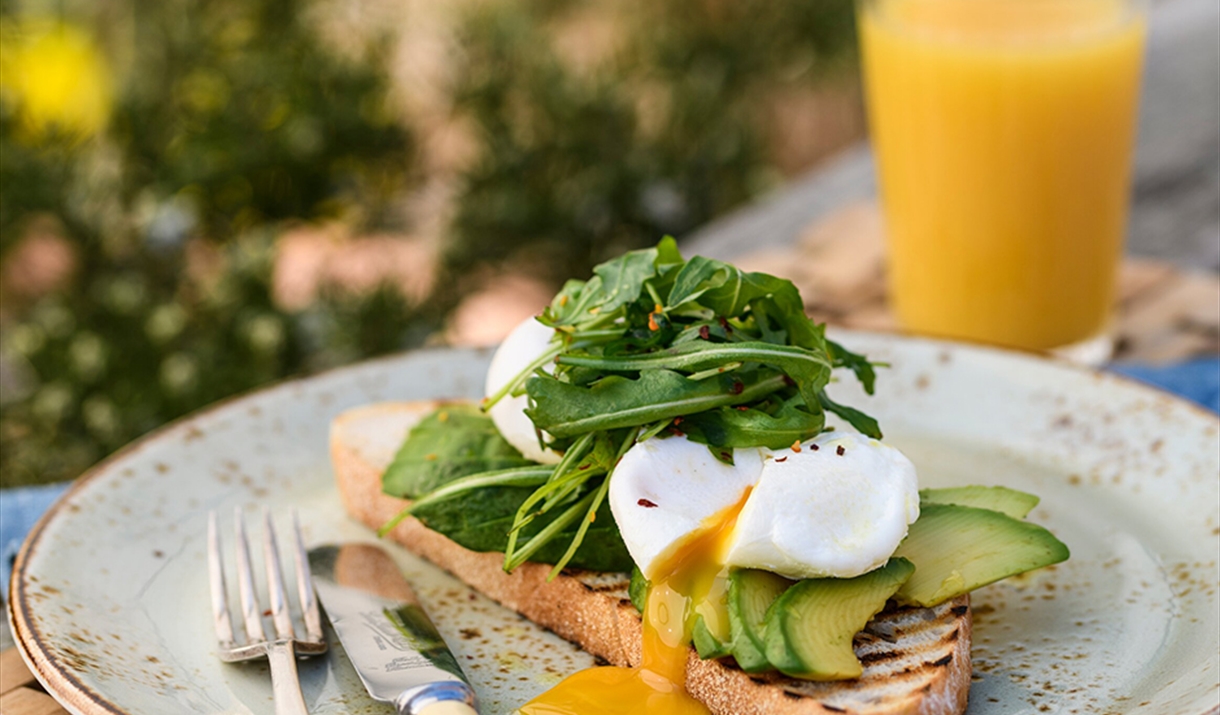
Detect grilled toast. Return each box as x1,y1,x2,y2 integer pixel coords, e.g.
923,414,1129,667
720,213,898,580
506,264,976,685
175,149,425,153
330,400,972,715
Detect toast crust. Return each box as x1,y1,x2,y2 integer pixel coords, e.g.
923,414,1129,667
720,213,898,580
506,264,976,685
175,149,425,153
331,400,971,715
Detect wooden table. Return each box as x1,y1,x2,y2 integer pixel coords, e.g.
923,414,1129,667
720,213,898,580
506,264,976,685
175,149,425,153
2,647,65,715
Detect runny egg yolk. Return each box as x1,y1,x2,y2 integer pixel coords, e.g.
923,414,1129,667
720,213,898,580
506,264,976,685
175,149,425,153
518,489,752,715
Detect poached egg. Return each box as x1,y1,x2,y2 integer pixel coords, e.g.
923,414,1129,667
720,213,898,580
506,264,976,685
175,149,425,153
483,317,562,464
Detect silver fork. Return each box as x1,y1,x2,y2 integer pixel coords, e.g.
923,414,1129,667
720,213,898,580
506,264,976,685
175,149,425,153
208,508,328,715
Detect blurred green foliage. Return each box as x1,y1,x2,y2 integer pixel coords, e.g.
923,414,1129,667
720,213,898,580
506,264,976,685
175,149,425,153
114,0,413,237
0,0,422,486
0,0,857,487
446,0,857,282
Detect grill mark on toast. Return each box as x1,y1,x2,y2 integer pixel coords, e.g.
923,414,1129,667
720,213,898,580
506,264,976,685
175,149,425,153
859,649,902,665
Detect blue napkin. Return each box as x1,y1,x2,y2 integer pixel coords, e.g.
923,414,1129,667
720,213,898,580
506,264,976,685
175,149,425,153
2,358,1218,593
2,482,73,593
1110,357,1220,414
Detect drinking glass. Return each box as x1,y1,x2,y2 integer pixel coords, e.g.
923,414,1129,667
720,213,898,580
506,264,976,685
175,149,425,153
859,0,1146,362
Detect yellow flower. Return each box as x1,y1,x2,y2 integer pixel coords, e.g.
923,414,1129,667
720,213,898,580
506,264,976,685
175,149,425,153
0,19,112,142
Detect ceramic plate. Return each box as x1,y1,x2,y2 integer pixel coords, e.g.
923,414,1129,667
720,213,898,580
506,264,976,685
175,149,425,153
9,333,1220,715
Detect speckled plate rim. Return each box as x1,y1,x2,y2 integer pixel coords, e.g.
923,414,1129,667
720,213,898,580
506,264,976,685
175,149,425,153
7,332,1220,715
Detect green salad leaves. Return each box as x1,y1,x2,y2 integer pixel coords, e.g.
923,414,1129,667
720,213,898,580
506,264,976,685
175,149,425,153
381,238,882,577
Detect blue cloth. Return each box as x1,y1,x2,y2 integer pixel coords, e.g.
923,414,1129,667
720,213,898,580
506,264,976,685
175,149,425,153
1110,357,1220,414
1,482,71,592
2,358,1217,595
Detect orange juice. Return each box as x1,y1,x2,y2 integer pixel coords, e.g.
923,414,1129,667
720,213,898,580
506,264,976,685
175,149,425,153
860,0,1145,352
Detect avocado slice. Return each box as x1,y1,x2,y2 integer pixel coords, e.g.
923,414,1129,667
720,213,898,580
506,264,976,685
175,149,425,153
692,570,733,659
728,568,794,672
919,485,1040,519
632,565,734,659
692,615,732,659
763,558,915,681
894,503,1069,607
628,566,649,613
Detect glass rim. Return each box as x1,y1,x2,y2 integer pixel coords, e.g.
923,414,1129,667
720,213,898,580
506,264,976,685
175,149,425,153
858,0,1148,48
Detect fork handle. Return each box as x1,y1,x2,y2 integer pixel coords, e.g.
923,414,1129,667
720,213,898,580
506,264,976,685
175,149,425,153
267,640,311,715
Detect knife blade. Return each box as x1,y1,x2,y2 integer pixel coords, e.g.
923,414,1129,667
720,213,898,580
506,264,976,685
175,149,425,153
308,543,479,715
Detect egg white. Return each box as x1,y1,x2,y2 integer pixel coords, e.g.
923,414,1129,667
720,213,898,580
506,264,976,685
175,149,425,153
726,431,920,579
608,435,764,581
484,316,562,464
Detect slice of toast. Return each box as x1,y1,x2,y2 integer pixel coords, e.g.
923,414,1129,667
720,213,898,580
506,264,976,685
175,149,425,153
331,400,972,715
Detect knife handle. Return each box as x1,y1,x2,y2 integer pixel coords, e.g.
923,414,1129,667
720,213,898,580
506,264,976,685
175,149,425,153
396,682,480,715
415,703,478,715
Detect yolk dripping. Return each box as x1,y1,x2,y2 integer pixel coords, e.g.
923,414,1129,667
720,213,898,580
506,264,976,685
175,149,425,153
517,489,751,715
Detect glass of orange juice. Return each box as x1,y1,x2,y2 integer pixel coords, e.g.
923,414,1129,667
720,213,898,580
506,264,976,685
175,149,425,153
859,0,1146,362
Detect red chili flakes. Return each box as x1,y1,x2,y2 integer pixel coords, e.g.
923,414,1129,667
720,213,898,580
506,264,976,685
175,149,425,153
673,416,684,425
810,444,820,451
637,498,658,508
578,464,591,470
669,427,686,437
719,451,733,461
699,325,711,340
718,316,733,334
730,381,744,395
735,405,749,411
836,445,846,456
790,440,802,453
775,456,788,463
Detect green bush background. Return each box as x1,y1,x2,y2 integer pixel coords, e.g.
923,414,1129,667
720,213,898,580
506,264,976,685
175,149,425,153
0,0,858,487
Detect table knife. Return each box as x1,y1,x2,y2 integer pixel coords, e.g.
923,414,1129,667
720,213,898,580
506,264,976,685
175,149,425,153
308,544,478,715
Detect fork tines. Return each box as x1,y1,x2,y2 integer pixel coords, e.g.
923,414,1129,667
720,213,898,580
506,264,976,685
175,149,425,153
208,508,326,662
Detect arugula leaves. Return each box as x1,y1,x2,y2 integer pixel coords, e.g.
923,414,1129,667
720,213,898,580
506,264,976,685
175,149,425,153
380,404,633,572
680,399,826,450
384,239,884,577
527,369,791,437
